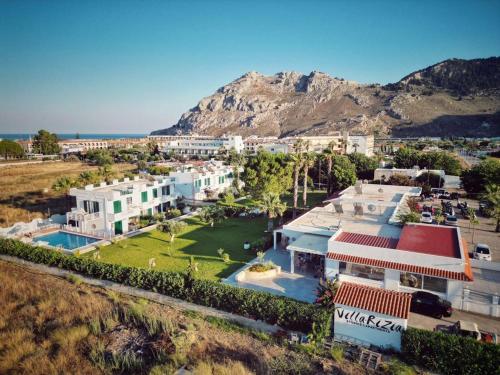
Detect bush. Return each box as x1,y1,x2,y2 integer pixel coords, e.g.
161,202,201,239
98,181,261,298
0,238,330,333
248,263,274,272
402,327,500,375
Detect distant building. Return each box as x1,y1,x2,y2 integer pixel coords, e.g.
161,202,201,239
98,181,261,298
374,166,445,182
345,134,374,156
59,139,108,154
67,176,176,236
169,160,238,201
149,135,244,156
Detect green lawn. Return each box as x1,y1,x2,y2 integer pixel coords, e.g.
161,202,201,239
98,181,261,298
86,216,268,280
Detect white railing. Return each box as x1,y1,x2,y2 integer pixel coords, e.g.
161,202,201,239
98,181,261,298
461,289,500,317
61,224,113,240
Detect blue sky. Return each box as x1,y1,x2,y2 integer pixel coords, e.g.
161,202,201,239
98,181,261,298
1,0,499,134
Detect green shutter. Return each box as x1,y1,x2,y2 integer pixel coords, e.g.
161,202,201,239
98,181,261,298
113,200,122,214
148,208,153,216
141,191,148,202
114,220,123,235
153,188,158,198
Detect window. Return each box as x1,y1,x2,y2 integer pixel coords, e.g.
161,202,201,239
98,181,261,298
194,180,201,188
153,188,158,198
141,191,148,203
400,272,447,294
204,177,210,186
218,176,225,184
339,262,385,281
126,197,132,205
162,185,170,196
113,200,122,214
83,200,99,213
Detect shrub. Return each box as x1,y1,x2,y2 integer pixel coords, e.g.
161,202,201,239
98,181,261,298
248,263,274,272
402,327,500,375
0,238,330,333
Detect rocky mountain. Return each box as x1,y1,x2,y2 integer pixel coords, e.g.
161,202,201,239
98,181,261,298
152,57,500,138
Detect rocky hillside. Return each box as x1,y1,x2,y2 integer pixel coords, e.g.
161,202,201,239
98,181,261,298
152,57,500,138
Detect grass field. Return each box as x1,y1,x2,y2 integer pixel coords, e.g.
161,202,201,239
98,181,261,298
88,216,268,280
0,260,346,374
0,161,135,227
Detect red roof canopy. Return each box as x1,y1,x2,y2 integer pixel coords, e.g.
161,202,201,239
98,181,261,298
333,282,412,319
335,232,398,249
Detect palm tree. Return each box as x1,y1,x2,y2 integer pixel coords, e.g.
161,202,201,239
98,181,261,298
323,140,338,195
228,149,245,193
481,184,500,232
302,152,315,207
258,192,287,231
78,171,100,186
98,164,115,182
290,138,307,218
52,176,77,211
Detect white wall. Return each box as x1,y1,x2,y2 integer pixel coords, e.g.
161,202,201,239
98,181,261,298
334,304,406,351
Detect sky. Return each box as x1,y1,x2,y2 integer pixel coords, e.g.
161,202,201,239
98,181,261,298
1,0,499,134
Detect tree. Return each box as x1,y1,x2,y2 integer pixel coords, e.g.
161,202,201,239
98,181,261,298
86,149,113,166
258,192,287,231
347,153,378,180
323,140,338,194
78,171,100,186
159,220,187,250
98,165,116,182
461,159,500,195
394,147,419,169
397,211,420,225
198,205,226,227
302,152,315,207
32,129,60,155
227,149,246,194
481,184,500,232
242,150,292,199
0,140,24,159
329,156,357,192
289,152,303,218
52,176,77,210
416,172,444,188
387,174,414,186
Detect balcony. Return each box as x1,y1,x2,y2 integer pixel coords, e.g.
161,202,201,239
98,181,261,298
67,209,101,222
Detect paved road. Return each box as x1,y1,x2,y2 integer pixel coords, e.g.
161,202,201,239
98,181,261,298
409,309,500,335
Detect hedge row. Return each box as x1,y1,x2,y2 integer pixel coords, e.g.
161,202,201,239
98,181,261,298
402,327,500,375
0,238,330,333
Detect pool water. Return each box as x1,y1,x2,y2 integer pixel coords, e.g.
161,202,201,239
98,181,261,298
34,231,100,250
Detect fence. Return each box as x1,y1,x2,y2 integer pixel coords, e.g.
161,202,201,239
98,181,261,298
461,288,499,317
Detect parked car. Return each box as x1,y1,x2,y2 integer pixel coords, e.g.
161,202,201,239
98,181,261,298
473,244,492,261
479,201,491,216
445,215,458,226
435,320,498,344
420,212,433,224
411,291,452,319
432,188,445,196
439,192,451,199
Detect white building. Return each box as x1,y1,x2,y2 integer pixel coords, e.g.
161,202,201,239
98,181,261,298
59,139,109,154
149,135,244,156
169,160,237,201
273,183,473,309
345,134,374,156
374,166,446,182
67,176,177,236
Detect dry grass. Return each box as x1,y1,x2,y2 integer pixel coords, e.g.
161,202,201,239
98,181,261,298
0,161,135,226
0,261,365,375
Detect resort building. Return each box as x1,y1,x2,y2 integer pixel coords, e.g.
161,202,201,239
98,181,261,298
168,159,238,202
148,135,244,156
273,182,473,308
59,139,109,154
67,176,177,236
345,134,374,156
374,166,446,182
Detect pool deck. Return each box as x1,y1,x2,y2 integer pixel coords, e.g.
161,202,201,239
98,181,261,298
223,247,319,303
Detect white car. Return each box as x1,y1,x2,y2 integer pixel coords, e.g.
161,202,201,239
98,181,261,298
445,215,458,226
420,212,433,224
473,244,492,261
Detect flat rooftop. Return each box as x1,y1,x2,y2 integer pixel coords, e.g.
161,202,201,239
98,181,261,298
396,224,461,258
287,184,421,238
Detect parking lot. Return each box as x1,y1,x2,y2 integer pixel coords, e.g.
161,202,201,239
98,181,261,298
422,197,499,262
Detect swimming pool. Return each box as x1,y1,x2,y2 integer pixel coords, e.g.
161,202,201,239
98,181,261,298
34,231,100,251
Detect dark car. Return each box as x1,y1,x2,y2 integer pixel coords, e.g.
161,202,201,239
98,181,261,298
411,291,452,319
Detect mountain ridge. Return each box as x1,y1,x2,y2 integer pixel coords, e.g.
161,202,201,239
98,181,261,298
152,57,500,138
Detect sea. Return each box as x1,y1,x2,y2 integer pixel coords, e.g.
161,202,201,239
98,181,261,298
0,133,147,141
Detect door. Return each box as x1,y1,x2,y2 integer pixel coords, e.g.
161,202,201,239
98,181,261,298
115,220,123,235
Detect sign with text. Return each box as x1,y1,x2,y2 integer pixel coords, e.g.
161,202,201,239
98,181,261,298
334,305,406,351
